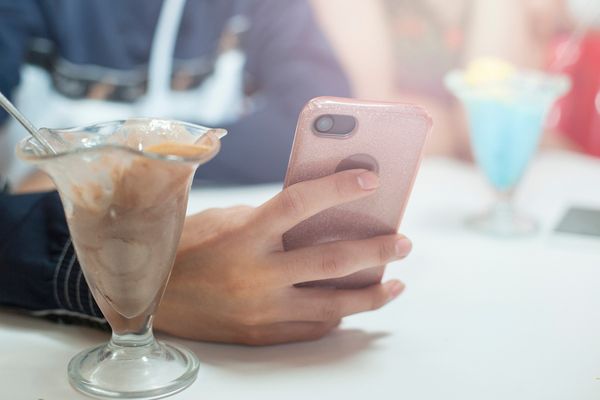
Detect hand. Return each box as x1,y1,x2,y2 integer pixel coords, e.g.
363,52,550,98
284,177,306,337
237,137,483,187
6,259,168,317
154,169,412,346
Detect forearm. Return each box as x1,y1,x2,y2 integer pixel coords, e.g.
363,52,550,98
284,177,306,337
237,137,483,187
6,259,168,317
310,0,395,99
463,0,545,68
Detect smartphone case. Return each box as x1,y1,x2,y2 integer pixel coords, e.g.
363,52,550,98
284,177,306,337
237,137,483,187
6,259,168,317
283,97,432,288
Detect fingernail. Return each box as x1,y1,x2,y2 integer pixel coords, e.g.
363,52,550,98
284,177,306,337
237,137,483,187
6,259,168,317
357,171,379,190
388,281,405,301
395,237,412,257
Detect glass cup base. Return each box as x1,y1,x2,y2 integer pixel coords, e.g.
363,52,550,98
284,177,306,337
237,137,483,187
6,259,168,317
466,207,538,237
68,339,199,399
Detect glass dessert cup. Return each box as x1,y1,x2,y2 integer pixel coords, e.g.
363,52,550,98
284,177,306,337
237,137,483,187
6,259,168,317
17,119,226,399
445,66,570,236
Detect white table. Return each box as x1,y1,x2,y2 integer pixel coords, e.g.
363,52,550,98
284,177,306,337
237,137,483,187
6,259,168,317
2,151,600,400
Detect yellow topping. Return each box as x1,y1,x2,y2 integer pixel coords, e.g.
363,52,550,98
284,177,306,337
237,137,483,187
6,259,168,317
465,57,516,86
145,142,213,157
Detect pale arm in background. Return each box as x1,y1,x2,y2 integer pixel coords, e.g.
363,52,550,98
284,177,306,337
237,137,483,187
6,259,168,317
309,0,461,157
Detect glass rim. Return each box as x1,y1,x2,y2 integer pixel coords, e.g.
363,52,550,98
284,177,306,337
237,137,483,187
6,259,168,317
16,118,227,164
444,69,572,96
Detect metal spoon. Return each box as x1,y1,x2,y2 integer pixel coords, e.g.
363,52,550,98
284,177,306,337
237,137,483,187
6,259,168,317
0,91,56,154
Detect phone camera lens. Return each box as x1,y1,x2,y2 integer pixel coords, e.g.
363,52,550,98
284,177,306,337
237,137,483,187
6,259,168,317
314,115,335,133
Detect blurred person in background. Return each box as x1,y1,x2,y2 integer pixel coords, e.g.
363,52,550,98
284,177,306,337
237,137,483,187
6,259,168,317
312,0,543,158
310,0,464,157
311,0,600,159
0,0,350,190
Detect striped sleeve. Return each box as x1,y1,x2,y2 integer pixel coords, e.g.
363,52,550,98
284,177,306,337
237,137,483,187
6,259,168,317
0,191,107,329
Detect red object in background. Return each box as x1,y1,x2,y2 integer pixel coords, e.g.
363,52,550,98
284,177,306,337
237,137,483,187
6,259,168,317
548,31,600,157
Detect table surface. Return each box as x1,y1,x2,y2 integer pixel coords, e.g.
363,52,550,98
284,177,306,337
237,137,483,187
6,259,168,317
2,151,600,400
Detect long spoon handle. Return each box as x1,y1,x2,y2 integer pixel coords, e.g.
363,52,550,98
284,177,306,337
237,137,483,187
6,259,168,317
0,91,56,154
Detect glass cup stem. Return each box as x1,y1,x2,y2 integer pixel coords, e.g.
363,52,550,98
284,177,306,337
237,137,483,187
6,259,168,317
110,322,155,348
491,190,515,224
466,189,538,236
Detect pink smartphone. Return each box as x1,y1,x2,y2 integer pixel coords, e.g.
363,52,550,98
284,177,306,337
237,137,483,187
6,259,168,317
282,96,432,289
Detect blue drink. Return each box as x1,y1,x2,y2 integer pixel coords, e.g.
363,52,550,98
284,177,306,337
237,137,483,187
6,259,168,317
465,97,549,191
445,62,570,235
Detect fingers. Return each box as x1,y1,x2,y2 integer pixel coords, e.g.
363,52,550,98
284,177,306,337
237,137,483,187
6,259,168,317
254,169,379,234
271,234,412,286
278,280,405,322
239,320,341,346
234,279,403,346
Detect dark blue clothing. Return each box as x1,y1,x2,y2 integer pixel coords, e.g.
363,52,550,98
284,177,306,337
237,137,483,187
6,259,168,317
0,191,105,326
0,0,350,322
0,0,350,183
